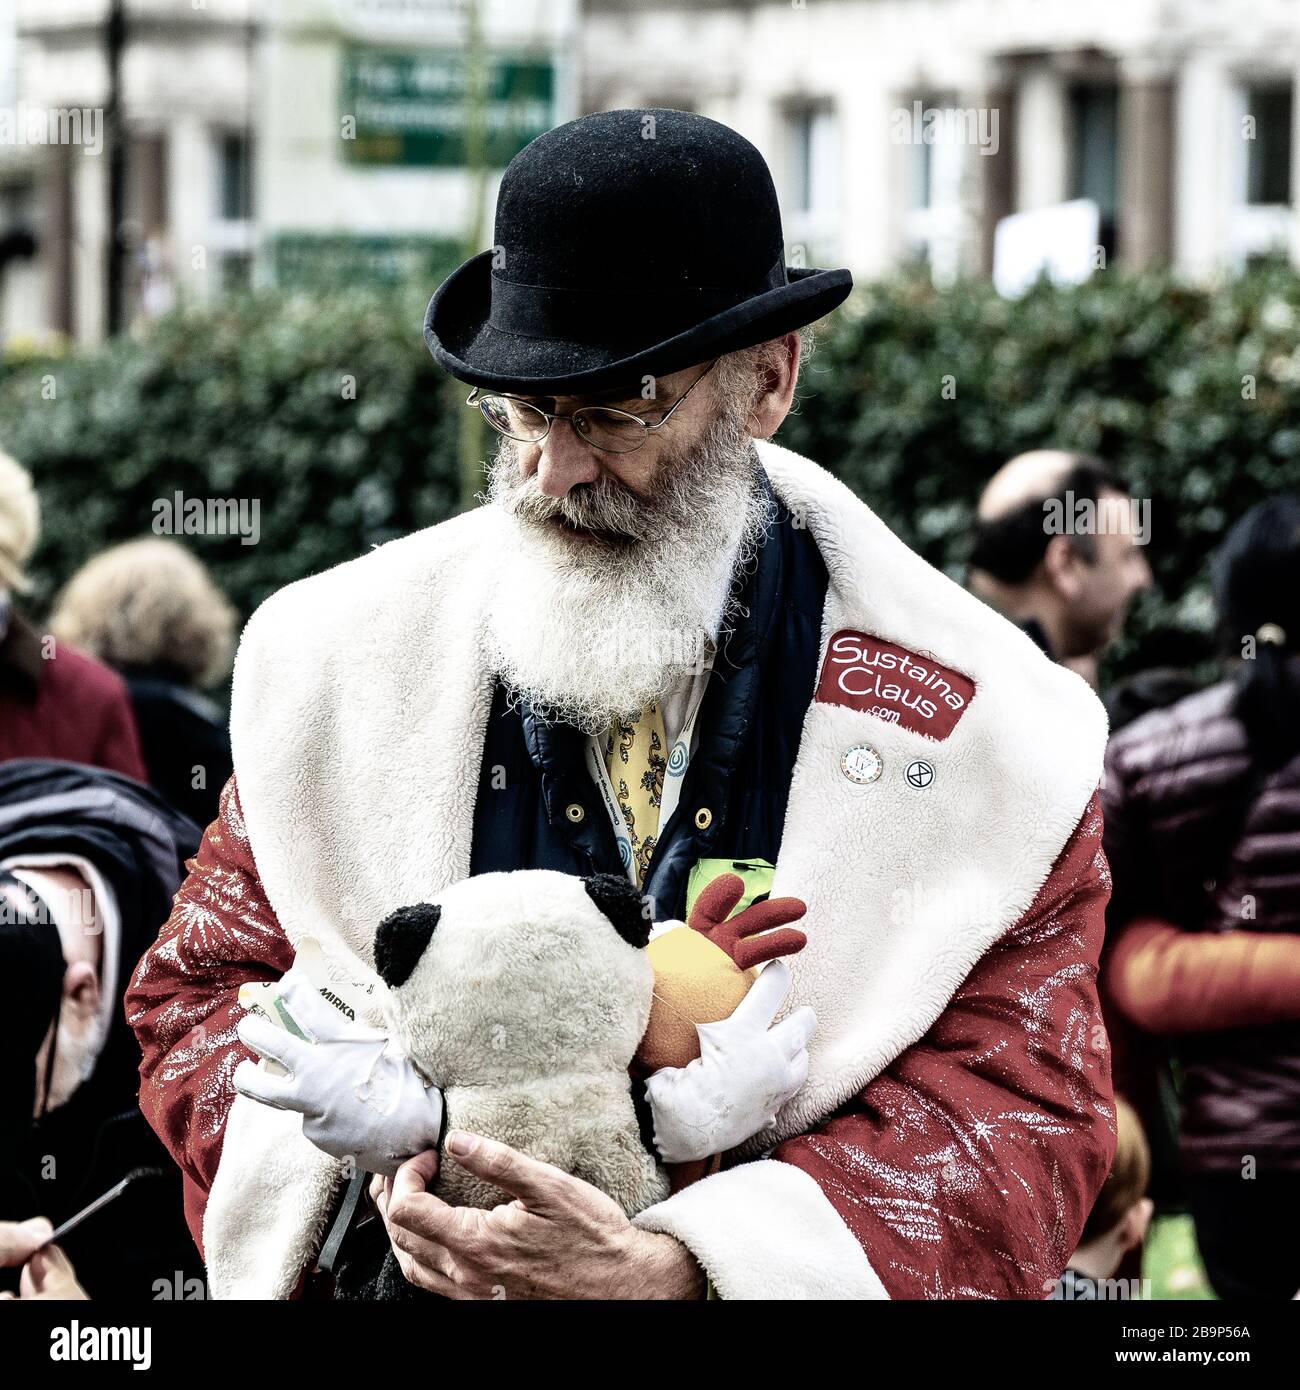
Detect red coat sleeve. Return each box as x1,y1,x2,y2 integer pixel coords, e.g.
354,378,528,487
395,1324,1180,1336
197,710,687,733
125,776,293,1253
774,794,1117,1299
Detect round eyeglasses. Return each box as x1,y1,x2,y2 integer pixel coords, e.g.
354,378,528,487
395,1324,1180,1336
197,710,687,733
467,361,716,455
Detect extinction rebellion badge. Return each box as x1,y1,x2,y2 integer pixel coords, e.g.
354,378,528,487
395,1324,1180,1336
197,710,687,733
905,758,936,789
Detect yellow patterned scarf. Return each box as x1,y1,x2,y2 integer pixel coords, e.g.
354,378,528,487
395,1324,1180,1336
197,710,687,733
604,701,667,886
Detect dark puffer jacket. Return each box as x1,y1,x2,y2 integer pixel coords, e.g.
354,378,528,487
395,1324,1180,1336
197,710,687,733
1103,680,1300,1172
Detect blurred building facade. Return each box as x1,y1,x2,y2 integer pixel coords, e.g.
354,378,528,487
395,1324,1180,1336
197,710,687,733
0,0,1297,345
583,0,1300,284
0,0,576,346
0,0,258,345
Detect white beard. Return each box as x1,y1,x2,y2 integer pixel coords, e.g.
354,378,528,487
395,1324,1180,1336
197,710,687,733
483,405,774,735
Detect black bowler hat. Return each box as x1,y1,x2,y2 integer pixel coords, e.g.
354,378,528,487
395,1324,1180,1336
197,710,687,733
424,108,853,395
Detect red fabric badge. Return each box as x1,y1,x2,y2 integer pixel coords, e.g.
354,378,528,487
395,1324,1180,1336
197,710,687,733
815,630,976,741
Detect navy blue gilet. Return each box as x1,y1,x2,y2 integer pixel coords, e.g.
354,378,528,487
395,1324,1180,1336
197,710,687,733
469,469,829,921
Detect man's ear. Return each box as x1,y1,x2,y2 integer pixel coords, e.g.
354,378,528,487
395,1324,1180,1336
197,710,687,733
63,960,99,1020
1119,1197,1155,1253
1041,533,1088,601
584,874,652,949
747,331,801,439
374,903,441,987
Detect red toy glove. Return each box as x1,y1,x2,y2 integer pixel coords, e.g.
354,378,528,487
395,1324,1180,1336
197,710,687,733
688,872,808,970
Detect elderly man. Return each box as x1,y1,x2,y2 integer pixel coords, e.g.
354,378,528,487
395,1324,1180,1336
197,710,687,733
0,760,203,1299
128,110,1114,1301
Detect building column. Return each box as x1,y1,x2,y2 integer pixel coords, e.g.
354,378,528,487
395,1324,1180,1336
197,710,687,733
1119,60,1176,269
1015,65,1069,212
970,75,1017,276
43,146,76,337
72,150,107,344
1175,53,1228,277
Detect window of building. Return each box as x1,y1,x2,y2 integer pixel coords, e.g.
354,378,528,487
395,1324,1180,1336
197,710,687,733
1245,84,1293,206
900,96,964,285
1227,78,1295,267
1069,84,1118,259
217,131,253,222
783,103,840,263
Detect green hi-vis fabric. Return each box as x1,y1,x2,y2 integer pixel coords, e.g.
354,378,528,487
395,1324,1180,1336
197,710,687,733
685,857,776,921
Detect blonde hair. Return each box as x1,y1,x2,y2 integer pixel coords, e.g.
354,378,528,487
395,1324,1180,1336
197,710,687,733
1081,1097,1151,1242
50,538,237,688
0,450,40,592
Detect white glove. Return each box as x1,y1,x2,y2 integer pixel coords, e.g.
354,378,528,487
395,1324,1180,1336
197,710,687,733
644,958,816,1164
233,964,443,1176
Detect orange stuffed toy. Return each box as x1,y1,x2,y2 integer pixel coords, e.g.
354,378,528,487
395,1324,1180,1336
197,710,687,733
634,871,808,1189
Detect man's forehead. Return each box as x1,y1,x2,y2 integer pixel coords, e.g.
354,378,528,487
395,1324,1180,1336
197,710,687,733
517,365,694,408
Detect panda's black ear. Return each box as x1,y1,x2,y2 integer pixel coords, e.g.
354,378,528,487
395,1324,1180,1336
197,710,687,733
584,874,652,949
374,903,441,988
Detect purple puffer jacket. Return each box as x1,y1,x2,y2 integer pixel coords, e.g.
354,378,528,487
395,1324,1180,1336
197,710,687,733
1103,680,1300,1173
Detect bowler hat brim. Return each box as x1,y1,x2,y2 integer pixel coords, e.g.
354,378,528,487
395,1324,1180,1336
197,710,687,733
424,251,853,396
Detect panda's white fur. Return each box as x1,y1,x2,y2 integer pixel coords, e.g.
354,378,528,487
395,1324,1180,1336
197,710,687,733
377,869,669,1216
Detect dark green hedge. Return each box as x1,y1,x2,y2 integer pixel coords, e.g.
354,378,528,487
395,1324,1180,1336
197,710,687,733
6,264,1300,686
2,287,461,624
780,262,1300,677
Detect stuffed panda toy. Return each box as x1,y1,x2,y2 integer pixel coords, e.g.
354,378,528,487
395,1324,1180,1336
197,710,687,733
373,868,670,1216
204,864,804,1297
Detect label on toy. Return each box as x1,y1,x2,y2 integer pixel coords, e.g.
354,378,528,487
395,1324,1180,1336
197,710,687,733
816,630,975,741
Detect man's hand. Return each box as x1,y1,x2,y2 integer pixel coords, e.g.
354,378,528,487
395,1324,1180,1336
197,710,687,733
0,1223,89,1301
0,1218,52,1270
646,958,815,1163
233,963,443,1176
0,1246,89,1301
371,1134,706,1300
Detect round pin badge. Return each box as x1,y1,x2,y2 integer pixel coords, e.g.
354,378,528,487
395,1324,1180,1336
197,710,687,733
841,743,883,785
905,758,936,789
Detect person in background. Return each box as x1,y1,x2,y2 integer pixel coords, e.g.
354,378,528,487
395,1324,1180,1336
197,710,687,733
967,450,1152,682
50,539,236,828
0,760,204,1300
1102,495,1300,1301
1048,1098,1153,1300
0,452,147,780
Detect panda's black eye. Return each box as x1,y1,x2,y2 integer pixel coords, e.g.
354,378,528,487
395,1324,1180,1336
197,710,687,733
583,873,652,949
374,903,441,987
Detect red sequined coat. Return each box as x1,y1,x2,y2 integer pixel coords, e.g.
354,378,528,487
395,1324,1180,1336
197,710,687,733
126,443,1116,1299
127,777,1114,1299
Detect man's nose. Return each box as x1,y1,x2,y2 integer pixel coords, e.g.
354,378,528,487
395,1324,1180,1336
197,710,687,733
533,417,599,498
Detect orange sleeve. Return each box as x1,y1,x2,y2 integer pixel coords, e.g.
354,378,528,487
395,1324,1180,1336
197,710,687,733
1105,915,1300,1036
